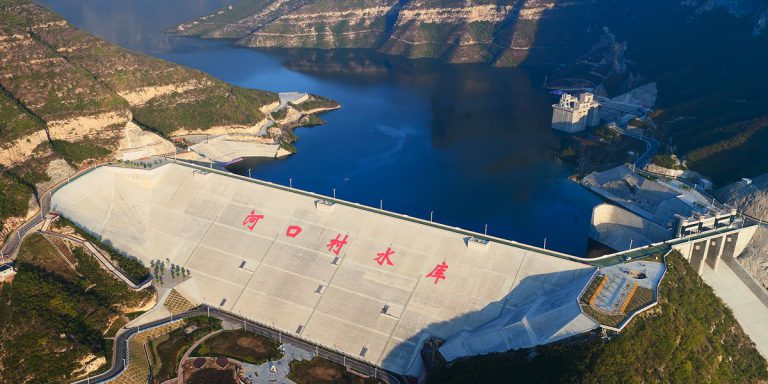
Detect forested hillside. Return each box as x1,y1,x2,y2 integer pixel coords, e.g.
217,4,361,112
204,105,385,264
429,252,768,384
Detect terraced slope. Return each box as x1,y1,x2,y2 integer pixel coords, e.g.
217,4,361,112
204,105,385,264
0,0,335,236
173,0,593,66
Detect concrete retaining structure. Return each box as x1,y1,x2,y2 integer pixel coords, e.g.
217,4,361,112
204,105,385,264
590,203,672,251
51,162,600,376
722,256,768,308
671,225,756,274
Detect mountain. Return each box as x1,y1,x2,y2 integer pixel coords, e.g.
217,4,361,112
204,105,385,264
0,0,335,236
172,0,597,67
174,0,768,185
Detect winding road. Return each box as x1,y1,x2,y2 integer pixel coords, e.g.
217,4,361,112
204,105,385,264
0,190,49,260
607,122,659,169
70,306,406,384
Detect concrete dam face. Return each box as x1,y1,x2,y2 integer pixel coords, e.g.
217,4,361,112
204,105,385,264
51,163,598,376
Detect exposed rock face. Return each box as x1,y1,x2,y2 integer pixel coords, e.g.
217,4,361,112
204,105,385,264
0,0,337,234
174,0,594,66
174,0,768,66
0,1,263,168
717,175,768,289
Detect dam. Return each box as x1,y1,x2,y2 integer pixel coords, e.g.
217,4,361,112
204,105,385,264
51,161,601,376
49,160,767,376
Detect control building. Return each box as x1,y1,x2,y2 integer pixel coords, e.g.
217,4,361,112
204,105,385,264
551,93,600,133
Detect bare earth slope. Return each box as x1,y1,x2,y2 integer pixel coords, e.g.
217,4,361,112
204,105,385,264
718,175,768,289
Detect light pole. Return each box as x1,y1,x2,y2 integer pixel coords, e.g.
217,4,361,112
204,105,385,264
629,239,634,249
289,178,293,188
484,224,488,235
332,188,336,199
248,168,251,178
430,211,434,222
380,199,383,210
543,237,547,249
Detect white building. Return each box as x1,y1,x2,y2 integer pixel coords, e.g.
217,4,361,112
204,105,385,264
551,92,600,133
0,263,15,282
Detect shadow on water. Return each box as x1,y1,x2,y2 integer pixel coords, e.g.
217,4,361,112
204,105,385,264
381,268,595,377
38,0,603,256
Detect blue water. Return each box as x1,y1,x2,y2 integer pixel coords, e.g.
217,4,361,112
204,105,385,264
38,0,601,255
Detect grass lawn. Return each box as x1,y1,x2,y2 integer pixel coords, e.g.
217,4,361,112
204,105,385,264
15,234,77,280
126,311,146,320
150,316,221,383
193,329,282,365
104,315,128,338
186,367,237,384
287,357,381,384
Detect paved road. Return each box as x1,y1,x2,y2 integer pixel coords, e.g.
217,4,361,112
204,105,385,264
608,122,659,169
0,190,49,260
71,306,406,384
1,164,103,260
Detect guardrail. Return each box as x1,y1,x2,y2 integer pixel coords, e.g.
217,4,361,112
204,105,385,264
599,250,670,333
59,158,754,269
164,158,645,267
41,230,152,291
211,306,407,384
73,307,406,384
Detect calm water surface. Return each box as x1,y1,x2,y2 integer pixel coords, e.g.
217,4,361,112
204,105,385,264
39,0,601,255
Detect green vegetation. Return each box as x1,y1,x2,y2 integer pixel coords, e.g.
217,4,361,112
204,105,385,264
16,234,77,279
133,86,277,135
291,95,339,112
0,171,33,229
56,216,150,284
187,368,237,384
0,235,149,383
126,310,146,320
652,154,684,170
592,125,618,141
628,118,646,129
429,251,768,384
302,114,326,127
149,316,222,383
0,89,45,143
558,145,578,164
271,107,288,120
104,315,129,338
287,357,381,384
193,329,282,365
51,139,111,166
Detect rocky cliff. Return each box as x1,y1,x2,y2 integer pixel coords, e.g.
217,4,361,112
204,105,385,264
175,0,768,66
174,0,596,66
0,0,336,234
717,175,768,290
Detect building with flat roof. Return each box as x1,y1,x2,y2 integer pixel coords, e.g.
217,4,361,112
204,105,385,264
552,92,600,133
0,262,15,282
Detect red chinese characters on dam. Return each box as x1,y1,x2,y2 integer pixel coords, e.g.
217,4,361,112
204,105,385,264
242,210,264,231
327,234,349,255
374,247,395,266
286,225,302,238
426,261,449,284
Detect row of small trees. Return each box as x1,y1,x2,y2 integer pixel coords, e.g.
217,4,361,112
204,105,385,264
150,258,190,284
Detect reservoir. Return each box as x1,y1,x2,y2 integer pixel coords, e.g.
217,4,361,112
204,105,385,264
38,0,601,255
